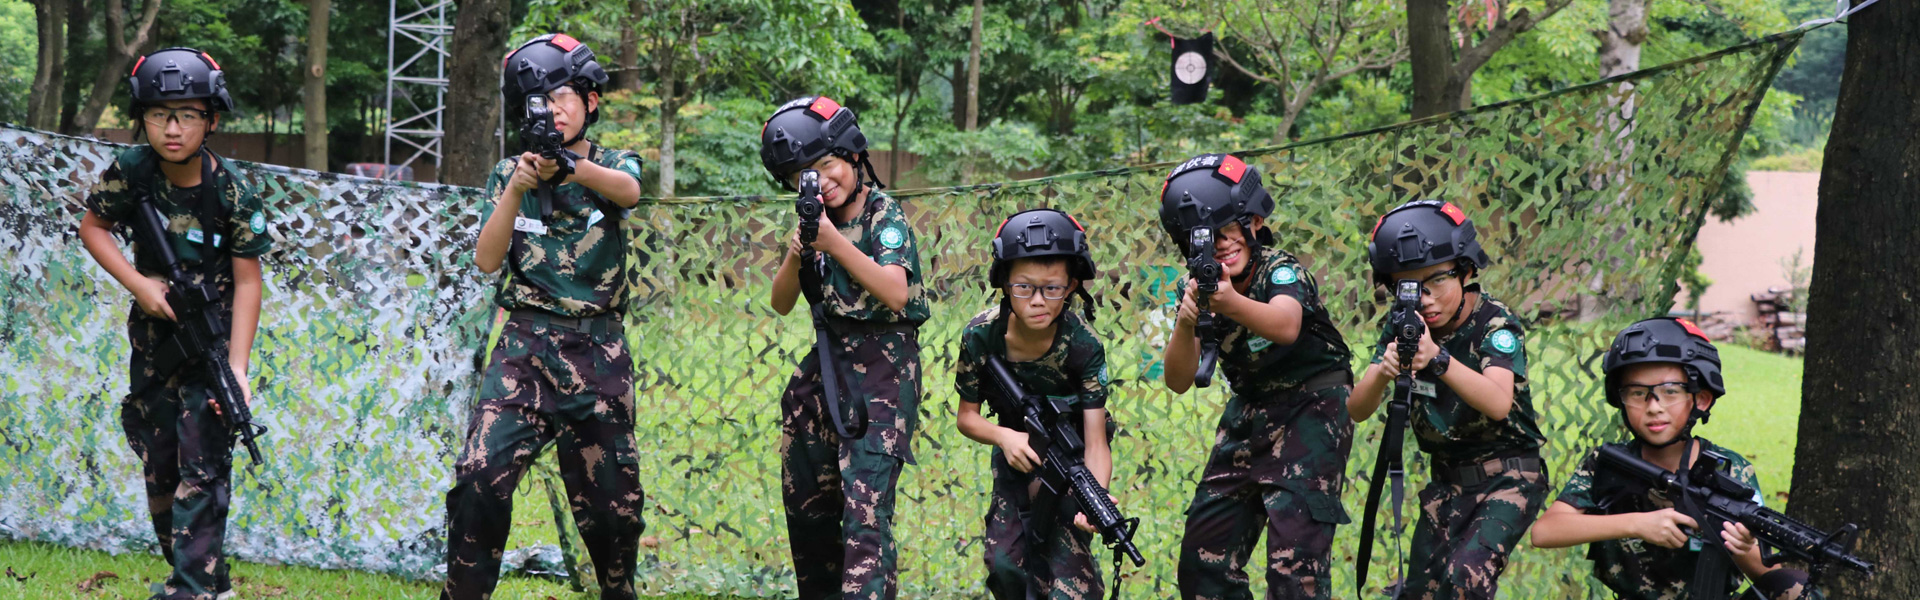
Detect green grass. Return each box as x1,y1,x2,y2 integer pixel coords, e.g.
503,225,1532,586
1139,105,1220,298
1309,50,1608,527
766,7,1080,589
1691,344,1805,507
0,479,693,599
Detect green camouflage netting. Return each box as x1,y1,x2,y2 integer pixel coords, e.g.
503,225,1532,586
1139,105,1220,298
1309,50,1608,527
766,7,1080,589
0,29,1800,598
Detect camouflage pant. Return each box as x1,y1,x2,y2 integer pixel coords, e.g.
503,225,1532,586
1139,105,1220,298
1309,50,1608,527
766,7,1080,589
1179,379,1354,600
1746,568,1817,600
780,328,920,600
983,455,1102,600
121,308,234,600
1399,463,1548,600
443,314,645,600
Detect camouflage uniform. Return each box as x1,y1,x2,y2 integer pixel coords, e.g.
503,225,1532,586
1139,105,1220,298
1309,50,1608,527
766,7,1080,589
1176,246,1355,600
1366,285,1549,600
954,306,1112,600
86,146,274,600
1558,439,1820,600
780,191,929,600
443,144,647,600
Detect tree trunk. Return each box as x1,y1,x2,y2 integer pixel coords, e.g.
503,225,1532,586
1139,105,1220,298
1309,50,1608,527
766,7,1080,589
303,0,330,171
1406,0,1451,119
28,0,68,131
72,0,162,134
964,0,983,132
658,95,678,196
443,0,510,186
57,0,89,134
1791,2,1920,596
1595,0,1646,79
615,0,642,91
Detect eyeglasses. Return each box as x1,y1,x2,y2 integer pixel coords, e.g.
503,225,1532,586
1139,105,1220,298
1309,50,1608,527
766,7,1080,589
1009,283,1069,300
546,86,583,106
1618,381,1695,410
142,107,212,128
1416,267,1463,296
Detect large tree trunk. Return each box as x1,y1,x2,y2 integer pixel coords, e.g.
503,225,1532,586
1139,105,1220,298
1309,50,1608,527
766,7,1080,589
1406,0,1452,119
963,0,983,132
443,0,510,186
658,95,678,196
1790,2,1920,597
303,0,329,171
28,0,68,131
57,0,89,134
614,0,642,91
72,0,162,134
1575,0,1648,321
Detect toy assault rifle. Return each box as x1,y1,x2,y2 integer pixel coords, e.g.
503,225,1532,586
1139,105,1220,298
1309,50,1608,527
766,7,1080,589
128,197,267,466
1187,227,1224,388
522,95,579,223
1355,279,1423,595
1595,444,1873,595
794,169,866,440
984,355,1144,573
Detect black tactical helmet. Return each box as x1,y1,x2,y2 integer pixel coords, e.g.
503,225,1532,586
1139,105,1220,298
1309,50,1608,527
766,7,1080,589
501,33,609,124
1367,199,1492,286
990,208,1096,286
128,47,234,113
1602,317,1726,408
1157,153,1274,250
760,96,880,190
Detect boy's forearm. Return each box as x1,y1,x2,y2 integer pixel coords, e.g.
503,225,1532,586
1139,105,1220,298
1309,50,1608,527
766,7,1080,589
1160,322,1198,392
825,241,909,311
956,402,1011,447
1083,409,1112,488
474,191,523,273
1349,363,1389,422
1439,364,1515,421
1529,507,1637,548
79,213,147,293
1214,293,1302,346
770,250,802,315
572,161,641,207
228,259,263,373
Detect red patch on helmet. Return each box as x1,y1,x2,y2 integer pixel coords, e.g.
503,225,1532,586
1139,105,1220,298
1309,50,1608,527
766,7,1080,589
1439,202,1467,225
1160,178,1171,201
808,96,842,120
1216,155,1245,184
550,34,581,52
200,52,221,70
1370,215,1386,238
131,56,148,76
1676,318,1708,340
502,51,513,68
994,216,1013,239
1063,212,1084,231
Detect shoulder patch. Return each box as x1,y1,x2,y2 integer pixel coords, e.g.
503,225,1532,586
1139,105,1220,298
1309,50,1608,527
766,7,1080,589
249,211,266,234
1490,329,1520,354
1097,365,1110,385
1271,265,1299,285
879,226,906,249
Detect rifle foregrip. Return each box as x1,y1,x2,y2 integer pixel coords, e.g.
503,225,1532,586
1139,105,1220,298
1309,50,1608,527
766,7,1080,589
1069,467,1144,565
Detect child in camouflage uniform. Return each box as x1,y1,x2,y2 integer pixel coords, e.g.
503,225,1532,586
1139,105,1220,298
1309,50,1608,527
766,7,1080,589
954,209,1115,600
1530,318,1818,600
1157,154,1356,600
443,34,647,600
762,96,929,600
1350,199,1549,599
77,47,266,600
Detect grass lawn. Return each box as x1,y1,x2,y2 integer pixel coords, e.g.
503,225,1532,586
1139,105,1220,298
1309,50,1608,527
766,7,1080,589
1691,344,1806,507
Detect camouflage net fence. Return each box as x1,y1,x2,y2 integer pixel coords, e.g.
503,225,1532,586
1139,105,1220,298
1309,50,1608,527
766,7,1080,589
0,29,1802,598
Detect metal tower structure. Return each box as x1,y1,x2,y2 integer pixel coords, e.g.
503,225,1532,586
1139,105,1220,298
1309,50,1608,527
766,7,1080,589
384,0,451,179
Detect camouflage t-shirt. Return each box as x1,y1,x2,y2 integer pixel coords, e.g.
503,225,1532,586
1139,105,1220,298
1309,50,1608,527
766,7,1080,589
481,144,642,317
1557,439,1763,600
1369,286,1546,465
954,305,1110,430
800,191,930,325
1176,245,1351,398
85,146,273,298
